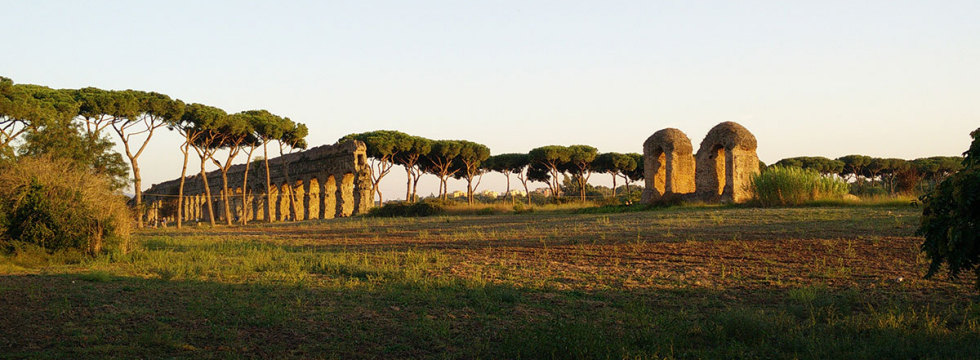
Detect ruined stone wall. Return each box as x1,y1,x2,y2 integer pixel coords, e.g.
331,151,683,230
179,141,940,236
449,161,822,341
641,128,695,202
694,122,759,203
642,122,759,204
143,140,373,225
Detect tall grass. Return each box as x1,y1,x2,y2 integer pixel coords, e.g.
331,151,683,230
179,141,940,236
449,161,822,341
753,166,850,206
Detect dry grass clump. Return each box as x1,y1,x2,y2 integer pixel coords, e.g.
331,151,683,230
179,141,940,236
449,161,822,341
0,156,132,255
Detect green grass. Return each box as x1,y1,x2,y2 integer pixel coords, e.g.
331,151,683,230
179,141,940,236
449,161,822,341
753,166,851,206
1,206,977,359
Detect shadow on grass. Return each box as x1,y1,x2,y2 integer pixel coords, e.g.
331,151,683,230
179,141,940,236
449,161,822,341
0,273,977,359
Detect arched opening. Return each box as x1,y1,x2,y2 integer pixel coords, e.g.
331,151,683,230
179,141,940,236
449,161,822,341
338,173,355,217
306,178,321,220
322,174,337,219
712,145,726,196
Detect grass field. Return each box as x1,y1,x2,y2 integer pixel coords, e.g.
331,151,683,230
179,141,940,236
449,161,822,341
1,205,978,359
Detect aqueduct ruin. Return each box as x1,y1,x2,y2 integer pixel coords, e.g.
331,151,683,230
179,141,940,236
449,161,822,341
642,121,759,204
143,140,374,225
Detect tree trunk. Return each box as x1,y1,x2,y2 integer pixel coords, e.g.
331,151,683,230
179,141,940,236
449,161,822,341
621,174,632,205
264,143,274,222
405,166,413,202
466,178,473,205
241,150,253,225
505,174,511,204
411,166,422,202
611,173,617,197
176,141,190,229
522,179,531,206
200,157,216,226
132,159,143,228
220,169,232,225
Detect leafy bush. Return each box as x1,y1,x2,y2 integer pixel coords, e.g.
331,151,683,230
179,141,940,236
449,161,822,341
752,166,850,206
919,128,980,289
368,199,447,217
0,156,132,254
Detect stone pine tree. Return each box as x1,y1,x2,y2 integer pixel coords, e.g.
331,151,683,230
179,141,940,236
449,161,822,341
593,152,636,198
454,140,490,204
486,153,531,205
209,113,255,225
169,103,214,229
9,84,128,188
919,128,980,290
341,130,410,204
251,112,287,222
112,90,184,228
74,87,124,142
773,156,845,176
0,77,58,154
394,135,432,203
278,120,308,220
185,104,227,226
564,145,598,202
236,110,282,225
837,155,872,183
529,145,571,202
624,153,644,204
423,140,463,200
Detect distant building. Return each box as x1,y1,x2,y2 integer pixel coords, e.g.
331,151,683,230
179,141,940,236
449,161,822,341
450,190,466,198
506,189,527,197
478,190,499,198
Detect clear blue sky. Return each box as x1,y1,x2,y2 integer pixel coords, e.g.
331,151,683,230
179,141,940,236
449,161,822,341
2,0,978,199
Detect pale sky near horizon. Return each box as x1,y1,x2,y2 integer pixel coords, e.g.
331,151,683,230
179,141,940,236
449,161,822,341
2,0,978,199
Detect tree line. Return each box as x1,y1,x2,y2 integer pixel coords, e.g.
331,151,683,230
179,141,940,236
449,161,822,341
0,76,309,229
341,130,645,205
772,155,963,194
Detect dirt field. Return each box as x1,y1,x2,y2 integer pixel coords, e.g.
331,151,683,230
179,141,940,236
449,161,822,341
1,206,977,359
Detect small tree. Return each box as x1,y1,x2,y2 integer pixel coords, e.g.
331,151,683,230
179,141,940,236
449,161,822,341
837,155,872,183
169,103,214,229
562,145,597,202
624,153,644,204
394,135,432,203
111,90,183,228
454,140,490,204
529,145,571,202
593,152,636,199
184,104,227,226
209,113,254,225
341,130,411,204
423,140,463,200
278,120,308,220
919,128,980,290
236,110,282,225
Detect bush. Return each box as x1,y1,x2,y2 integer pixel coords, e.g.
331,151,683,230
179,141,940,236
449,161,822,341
368,199,447,217
919,128,980,289
752,166,850,206
0,156,132,255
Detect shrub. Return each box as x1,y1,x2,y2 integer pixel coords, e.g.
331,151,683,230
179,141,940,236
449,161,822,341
368,199,446,217
0,156,132,255
752,166,849,206
919,128,980,289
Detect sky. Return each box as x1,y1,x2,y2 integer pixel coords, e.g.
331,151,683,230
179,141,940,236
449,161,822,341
2,0,978,200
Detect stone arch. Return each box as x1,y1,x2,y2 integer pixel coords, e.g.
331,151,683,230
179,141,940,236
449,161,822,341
321,174,337,219
337,173,355,217
641,128,695,203
695,121,759,203
276,183,291,221
305,177,320,220
291,179,306,221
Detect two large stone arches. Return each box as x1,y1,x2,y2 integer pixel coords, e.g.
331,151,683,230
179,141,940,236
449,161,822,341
642,121,759,204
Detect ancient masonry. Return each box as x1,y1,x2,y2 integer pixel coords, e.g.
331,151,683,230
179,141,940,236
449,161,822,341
642,122,759,204
143,140,374,224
